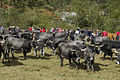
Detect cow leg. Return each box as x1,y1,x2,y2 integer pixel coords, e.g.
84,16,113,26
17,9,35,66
69,58,72,68
6,50,10,62
42,48,45,56
53,49,56,55
11,49,15,59
91,61,95,72
110,54,113,61
59,54,63,67
34,49,37,56
2,51,5,63
86,62,90,72
23,51,26,60
84,60,87,69
91,64,95,72
0,52,1,58
102,53,106,61
77,59,80,65
69,58,72,65
72,58,79,70
39,49,42,58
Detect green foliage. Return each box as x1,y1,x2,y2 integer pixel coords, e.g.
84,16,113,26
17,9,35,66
0,0,120,32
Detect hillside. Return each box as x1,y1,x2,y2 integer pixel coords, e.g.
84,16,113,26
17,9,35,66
0,0,120,32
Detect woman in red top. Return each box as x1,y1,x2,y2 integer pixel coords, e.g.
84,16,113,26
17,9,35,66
102,30,107,36
40,28,42,32
42,27,46,32
116,32,120,40
29,27,32,31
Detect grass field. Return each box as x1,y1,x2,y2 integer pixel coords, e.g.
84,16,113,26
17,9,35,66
0,47,120,80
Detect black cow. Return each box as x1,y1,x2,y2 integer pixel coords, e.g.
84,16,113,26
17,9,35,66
6,37,32,60
32,38,47,57
84,46,95,72
46,36,66,54
0,36,9,63
20,32,33,40
93,40,120,61
112,49,120,64
74,33,86,41
57,42,81,70
91,36,108,44
54,32,67,38
0,40,6,63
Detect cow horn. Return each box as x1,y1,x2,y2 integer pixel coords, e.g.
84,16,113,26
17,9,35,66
55,42,58,43
49,40,53,43
96,44,104,47
71,49,76,52
0,40,5,44
112,48,119,54
95,42,100,44
81,47,87,51
37,39,40,41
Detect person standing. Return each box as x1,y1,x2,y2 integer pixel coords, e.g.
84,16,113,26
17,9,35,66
116,31,120,40
42,27,46,32
102,30,108,36
70,29,75,41
29,26,32,32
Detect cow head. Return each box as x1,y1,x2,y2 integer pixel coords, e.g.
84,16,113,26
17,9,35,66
93,44,104,54
0,40,5,46
115,53,120,65
0,35,7,46
84,48,95,62
71,49,81,61
76,42,87,50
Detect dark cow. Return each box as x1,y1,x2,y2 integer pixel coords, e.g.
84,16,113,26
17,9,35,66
84,46,95,72
32,38,47,57
38,32,53,40
93,40,120,61
20,32,33,40
112,49,120,64
54,32,67,38
6,37,32,60
56,41,100,72
77,44,101,72
69,41,102,72
0,35,9,63
32,32,54,56
74,33,86,41
46,35,66,54
57,42,81,70
116,54,120,65
0,40,6,63
91,36,108,44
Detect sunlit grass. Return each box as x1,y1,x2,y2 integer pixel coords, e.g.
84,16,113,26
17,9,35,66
0,47,120,80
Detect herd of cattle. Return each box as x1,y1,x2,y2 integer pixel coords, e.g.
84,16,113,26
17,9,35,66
0,29,120,72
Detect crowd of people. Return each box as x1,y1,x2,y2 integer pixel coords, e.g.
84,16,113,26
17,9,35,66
1,25,120,41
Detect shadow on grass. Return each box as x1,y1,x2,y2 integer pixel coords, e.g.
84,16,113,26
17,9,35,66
64,61,108,71
3,58,24,66
100,57,116,61
45,53,53,57
18,55,51,60
18,52,51,60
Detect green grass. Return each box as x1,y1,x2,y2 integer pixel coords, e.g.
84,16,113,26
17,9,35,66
0,48,120,80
